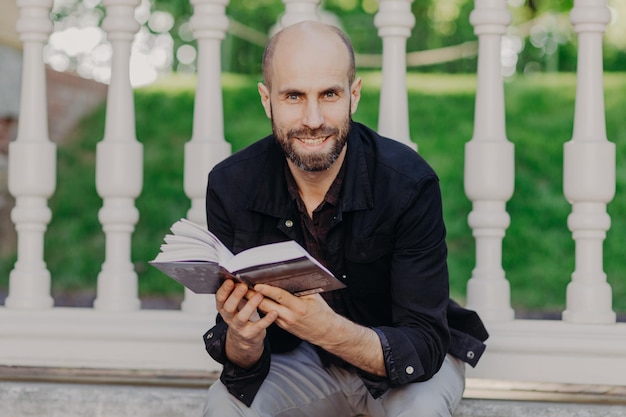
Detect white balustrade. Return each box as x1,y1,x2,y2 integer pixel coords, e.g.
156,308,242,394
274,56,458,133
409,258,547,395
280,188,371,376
374,0,415,148
464,0,515,321
279,0,321,28
5,0,55,310
93,0,143,312
562,0,615,324
3,0,626,390
181,0,231,314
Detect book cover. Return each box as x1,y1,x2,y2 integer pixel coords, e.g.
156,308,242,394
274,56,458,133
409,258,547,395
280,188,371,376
150,219,346,296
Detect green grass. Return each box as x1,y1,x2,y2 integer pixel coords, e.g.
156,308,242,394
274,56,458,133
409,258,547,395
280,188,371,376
1,72,626,314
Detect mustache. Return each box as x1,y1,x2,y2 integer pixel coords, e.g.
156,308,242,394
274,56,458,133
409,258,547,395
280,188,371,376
286,126,339,139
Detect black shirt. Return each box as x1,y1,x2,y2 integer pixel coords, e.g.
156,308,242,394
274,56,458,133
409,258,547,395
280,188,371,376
203,121,488,406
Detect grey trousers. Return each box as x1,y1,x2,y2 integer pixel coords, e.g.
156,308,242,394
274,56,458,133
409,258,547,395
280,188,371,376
202,342,465,417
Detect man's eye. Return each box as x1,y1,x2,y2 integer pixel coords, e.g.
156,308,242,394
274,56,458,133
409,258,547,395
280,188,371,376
287,94,299,100
324,92,336,98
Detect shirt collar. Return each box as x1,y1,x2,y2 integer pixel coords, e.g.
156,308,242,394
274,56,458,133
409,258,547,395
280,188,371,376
284,157,345,211
250,121,373,217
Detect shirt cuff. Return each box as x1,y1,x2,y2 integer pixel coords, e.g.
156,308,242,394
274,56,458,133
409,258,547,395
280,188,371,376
219,341,271,407
203,322,272,407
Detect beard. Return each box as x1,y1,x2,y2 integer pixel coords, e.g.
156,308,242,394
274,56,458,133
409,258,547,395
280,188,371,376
272,113,351,172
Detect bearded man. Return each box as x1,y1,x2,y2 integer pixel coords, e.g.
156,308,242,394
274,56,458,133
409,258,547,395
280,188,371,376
201,20,488,417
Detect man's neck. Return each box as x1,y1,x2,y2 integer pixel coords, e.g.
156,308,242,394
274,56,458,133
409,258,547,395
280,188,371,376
287,147,346,217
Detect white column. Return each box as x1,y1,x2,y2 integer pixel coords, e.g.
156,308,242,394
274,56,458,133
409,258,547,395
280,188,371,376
93,0,143,312
562,0,615,324
464,0,515,321
5,0,55,310
374,0,415,148
279,0,321,28
181,0,231,314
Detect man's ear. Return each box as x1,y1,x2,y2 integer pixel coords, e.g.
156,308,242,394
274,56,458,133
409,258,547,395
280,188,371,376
350,77,362,115
258,82,272,119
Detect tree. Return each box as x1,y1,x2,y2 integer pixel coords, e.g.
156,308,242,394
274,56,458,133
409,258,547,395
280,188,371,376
46,0,626,81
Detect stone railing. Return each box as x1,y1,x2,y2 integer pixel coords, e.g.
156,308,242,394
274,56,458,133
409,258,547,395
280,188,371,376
1,0,625,387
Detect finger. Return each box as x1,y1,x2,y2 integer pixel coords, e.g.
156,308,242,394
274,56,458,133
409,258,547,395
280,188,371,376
243,288,260,300
215,279,235,308
254,284,296,307
234,293,264,324
221,283,249,314
256,296,282,316
238,288,263,311
256,310,278,329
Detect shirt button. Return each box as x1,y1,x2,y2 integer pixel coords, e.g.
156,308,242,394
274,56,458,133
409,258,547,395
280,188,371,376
285,220,294,228
405,366,414,375
466,351,475,360
206,332,213,339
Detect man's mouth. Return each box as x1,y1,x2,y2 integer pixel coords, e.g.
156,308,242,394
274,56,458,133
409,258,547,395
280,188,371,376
297,136,328,146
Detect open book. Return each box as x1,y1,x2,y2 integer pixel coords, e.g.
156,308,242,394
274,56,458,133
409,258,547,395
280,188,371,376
150,219,346,296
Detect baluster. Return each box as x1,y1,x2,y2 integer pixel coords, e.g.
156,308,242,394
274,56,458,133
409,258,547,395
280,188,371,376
181,0,231,314
464,0,515,321
93,0,143,312
374,0,415,148
6,0,55,310
279,0,321,28
562,0,615,324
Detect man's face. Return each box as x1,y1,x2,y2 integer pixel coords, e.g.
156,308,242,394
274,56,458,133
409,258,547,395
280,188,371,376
258,31,361,172
269,100,350,172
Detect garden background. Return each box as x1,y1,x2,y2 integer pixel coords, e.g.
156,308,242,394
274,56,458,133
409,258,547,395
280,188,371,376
1,0,625,316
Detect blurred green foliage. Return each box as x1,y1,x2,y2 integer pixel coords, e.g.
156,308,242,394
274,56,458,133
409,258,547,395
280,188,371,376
2,72,625,315
49,0,626,74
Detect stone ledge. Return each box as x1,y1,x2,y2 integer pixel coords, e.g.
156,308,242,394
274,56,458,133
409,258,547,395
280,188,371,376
464,378,626,405
0,365,217,389
455,399,626,417
0,380,208,417
4,367,625,405
2,367,626,417
3,381,626,417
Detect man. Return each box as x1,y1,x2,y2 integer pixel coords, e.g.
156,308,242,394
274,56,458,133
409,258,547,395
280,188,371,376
202,21,488,417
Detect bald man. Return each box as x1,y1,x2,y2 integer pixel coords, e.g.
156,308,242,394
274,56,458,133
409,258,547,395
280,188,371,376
201,21,488,417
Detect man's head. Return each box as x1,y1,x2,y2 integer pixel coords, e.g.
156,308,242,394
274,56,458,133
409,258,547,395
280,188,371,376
262,22,356,90
258,21,362,172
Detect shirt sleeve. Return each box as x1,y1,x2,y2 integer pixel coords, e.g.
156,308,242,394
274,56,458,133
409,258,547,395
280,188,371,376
203,174,272,406
203,317,272,407
372,176,451,391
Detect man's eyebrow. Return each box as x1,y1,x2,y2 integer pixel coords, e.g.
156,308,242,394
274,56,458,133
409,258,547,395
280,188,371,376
276,85,347,97
322,85,346,94
277,87,304,96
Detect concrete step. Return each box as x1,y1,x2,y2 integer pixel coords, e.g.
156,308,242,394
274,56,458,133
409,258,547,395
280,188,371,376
0,366,211,417
0,380,206,417
455,400,626,417
457,378,626,417
1,367,626,417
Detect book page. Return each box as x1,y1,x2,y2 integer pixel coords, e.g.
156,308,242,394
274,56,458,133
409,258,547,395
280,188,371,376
152,246,219,263
170,219,233,261
222,240,330,274
151,219,345,295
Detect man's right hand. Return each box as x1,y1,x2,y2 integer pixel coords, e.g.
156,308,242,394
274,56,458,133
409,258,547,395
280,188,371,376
216,280,278,369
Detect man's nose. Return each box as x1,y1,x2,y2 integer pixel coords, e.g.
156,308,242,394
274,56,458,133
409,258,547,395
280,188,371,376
302,100,324,129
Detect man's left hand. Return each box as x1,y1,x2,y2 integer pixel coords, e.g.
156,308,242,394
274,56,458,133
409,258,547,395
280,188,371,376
253,284,337,345
253,283,387,377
